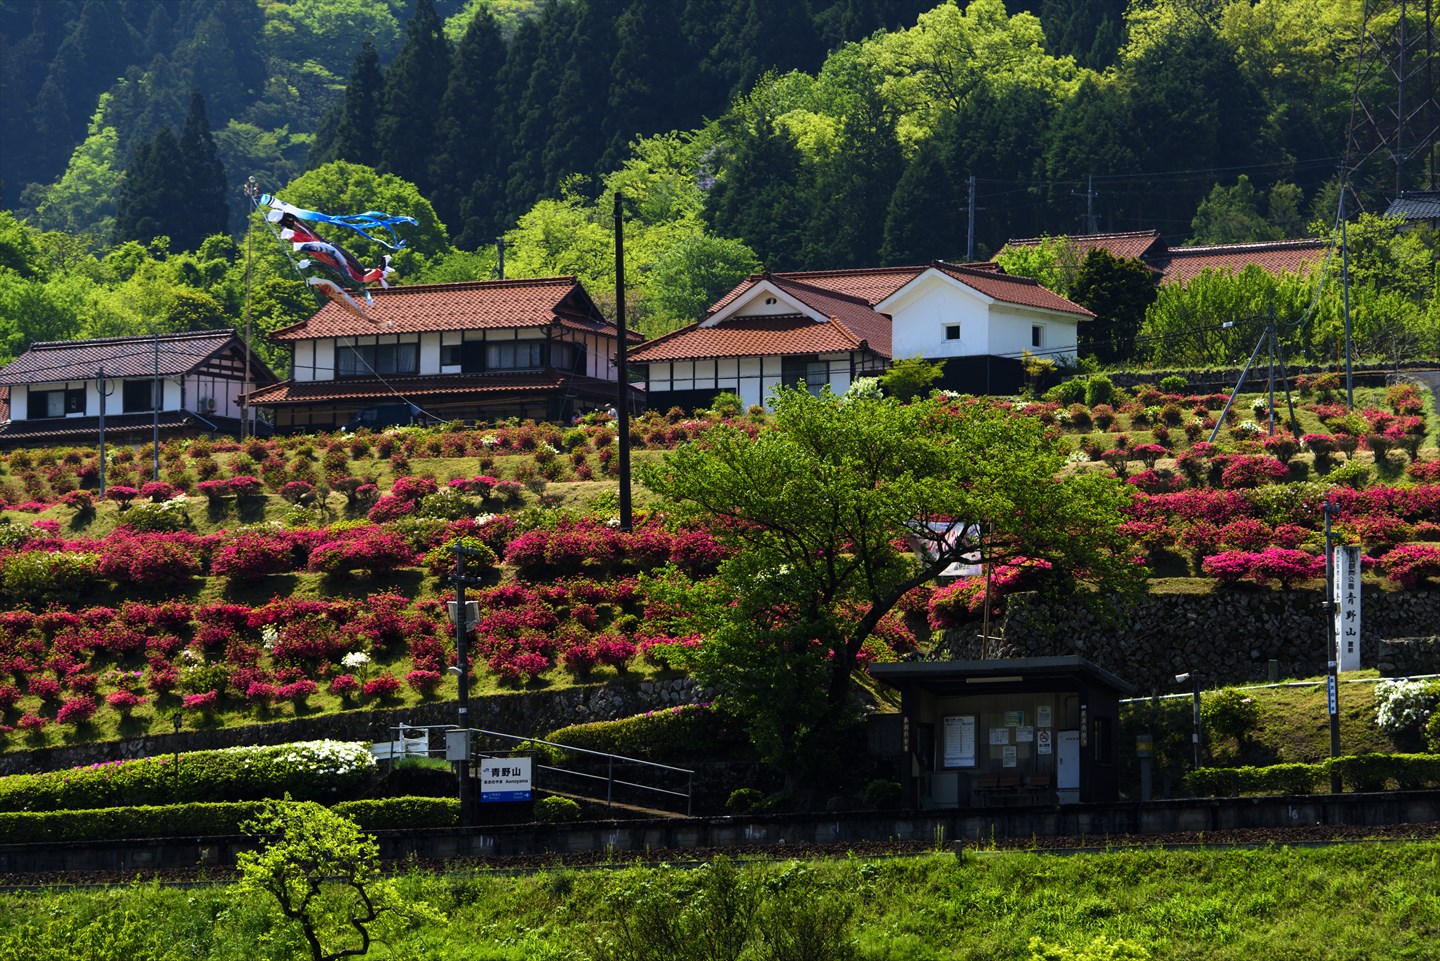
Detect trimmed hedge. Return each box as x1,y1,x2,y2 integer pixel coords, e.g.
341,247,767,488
0,796,459,845
1182,754,1440,797
0,740,376,813
546,703,747,762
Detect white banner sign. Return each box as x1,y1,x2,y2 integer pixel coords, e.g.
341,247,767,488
480,757,532,802
1334,544,1362,672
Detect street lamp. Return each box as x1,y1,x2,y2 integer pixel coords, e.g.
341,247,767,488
1175,673,1202,771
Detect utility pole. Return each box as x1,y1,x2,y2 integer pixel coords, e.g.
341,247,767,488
966,175,977,263
614,192,632,531
1072,175,1098,233
496,237,505,280
242,176,259,441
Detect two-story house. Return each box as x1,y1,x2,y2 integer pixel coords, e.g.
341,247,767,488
631,261,1093,410
243,277,643,431
0,329,279,449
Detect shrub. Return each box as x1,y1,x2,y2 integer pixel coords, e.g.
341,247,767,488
308,529,415,577
534,796,582,823
1201,548,1324,588
1217,454,1288,489
106,486,139,507
1159,375,1188,393
1,551,100,602
106,691,146,714
182,690,219,712
1378,544,1440,587
1084,375,1114,407
547,703,744,762
861,778,902,810
405,669,444,696
362,673,401,700
1326,753,1440,792
56,695,98,726
329,674,360,699
423,536,498,578
726,787,765,814
1202,689,1259,744
1373,679,1440,737
118,498,193,533
0,741,378,812
280,480,316,504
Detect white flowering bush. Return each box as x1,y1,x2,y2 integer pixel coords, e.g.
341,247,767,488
1374,679,1440,736
0,740,377,812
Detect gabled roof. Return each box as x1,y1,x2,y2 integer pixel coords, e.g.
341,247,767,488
270,277,641,343
928,262,1095,318
999,230,1328,285
0,330,273,386
706,265,925,315
629,314,876,363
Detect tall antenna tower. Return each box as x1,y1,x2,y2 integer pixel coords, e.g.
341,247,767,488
1345,0,1439,200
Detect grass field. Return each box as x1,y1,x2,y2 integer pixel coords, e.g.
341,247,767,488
1,844,1436,960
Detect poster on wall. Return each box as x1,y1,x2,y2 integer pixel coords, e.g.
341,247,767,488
942,715,976,767
1037,705,1053,728
1016,726,1034,743
989,727,1011,746
1037,729,1053,755
1004,710,1024,727
1002,745,1018,768
1334,544,1362,672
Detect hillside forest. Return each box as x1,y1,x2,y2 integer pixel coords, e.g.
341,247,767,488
0,0,1436,376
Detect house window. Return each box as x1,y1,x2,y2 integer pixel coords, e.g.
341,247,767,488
122,380,154,413
440,344,462,367
944,324,961,341
485,342,545,370
1031,325,1044,348
336,342,419,377
781,355,828,396
27,388,86,418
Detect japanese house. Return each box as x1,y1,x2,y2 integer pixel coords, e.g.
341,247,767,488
999,229,1329,286
0,329,278,449
244,277,643,431
630,261,1093,408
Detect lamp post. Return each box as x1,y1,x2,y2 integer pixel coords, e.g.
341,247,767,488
1175,673,1202,771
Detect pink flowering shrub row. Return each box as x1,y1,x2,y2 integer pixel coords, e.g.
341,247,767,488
1200,548,1326,588
504,519,728,580
927,558,1057,627
1377,544,1440,587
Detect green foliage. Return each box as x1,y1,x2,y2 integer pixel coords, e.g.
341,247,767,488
878,355,946,402
1084,374,1115,407
1202,689,1260,744
0,796,457,845
861,778,902,810
996,235,1086,298
640,387,1140,776
1183,754,1440,796
239,799,436,961
0,741,377,813
0,550,100,603
1071,250,1157,364
546,704,745,762
1159,375,1188,393
534,796,582,823
725,787,765,814
1028,935,1152,961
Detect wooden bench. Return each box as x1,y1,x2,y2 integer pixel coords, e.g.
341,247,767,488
1023,773,1053,805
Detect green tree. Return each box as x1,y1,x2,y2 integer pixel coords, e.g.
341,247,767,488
430,9,506,249
376,0,452,199
640,388,1141,782
22,94,120,239
1189,175,1271,245
238,799,435,961
310,41,385,171
705,91,811,270
646,233,760,334
994,234,1085,297
1069,248,1157,363
113,126,185,248
174,90,228,252
881,136,961,265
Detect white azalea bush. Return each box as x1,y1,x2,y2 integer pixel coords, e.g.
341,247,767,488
1373,679,1440,737
0,740,377,812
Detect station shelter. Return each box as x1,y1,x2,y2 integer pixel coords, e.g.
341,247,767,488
869,657,1134,808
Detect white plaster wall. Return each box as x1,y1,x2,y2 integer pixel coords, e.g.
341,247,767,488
419,333,442,375
988,304,1079,360
888,280,991,359
314,339,336,380
11,384,27,419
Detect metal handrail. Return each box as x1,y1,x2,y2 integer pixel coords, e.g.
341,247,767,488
386,724,696,815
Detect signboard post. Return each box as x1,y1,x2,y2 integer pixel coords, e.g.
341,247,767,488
1333,544,1362,672
479,757,533,803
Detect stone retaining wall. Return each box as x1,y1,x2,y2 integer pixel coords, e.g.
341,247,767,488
939,587,1440,695
0,677,705,777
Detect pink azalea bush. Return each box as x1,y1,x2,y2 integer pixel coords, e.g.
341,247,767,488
1377,544,1440,587
1201,548,1324,588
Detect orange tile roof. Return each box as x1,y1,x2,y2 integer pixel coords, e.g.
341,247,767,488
245,372,628,406
707,266,925,314
931,262,1095,317
271,277,638,343
629,315,875,363
1002,230,1164,263
1155,238,1329,284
